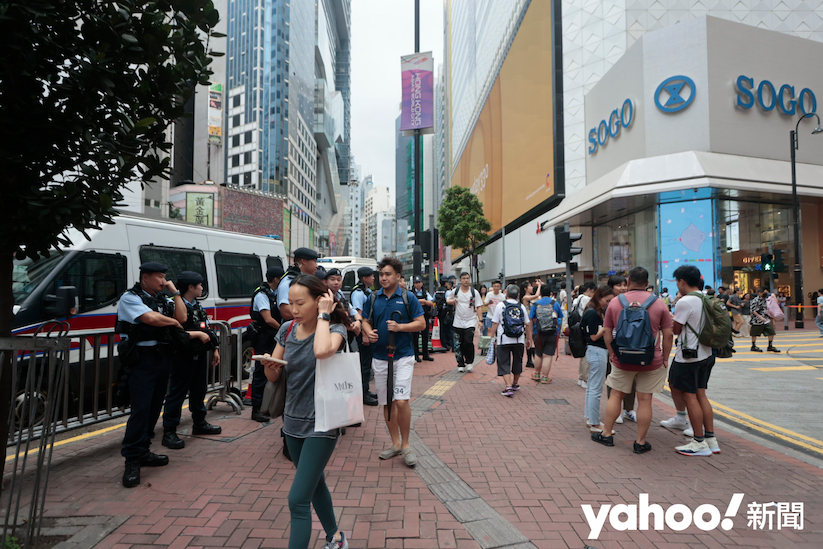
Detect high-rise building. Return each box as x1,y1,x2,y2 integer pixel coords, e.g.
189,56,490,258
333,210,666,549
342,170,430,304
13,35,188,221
363,186,392,259
341,178,362,256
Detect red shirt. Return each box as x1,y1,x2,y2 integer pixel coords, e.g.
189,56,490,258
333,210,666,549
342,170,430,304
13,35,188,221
604,290,672,372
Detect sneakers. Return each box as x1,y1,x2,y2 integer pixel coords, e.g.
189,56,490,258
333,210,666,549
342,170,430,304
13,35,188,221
633,441,652,454
511,384,521,391
591,432,614,446
466,363,474,372
676,439,712,456
577,379,583,386
623,410,637,422
661,415,690,430
751,345,763,352
614,413,624,424
378,447,401,460
580,381,587,389
706,437,721,454
684,427,694,437
501,387,514,397
532,373,540,381
540,376,552,384
457,366,465,373
767,346,781,353
322,532,349,549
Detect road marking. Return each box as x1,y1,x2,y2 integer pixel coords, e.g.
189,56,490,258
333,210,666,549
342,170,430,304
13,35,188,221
5,421,128,463
718,357,823,362
422,380,456,397
749,365,819,371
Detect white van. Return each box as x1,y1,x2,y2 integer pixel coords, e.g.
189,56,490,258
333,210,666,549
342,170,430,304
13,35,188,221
316,256,378,298
12,214,287,335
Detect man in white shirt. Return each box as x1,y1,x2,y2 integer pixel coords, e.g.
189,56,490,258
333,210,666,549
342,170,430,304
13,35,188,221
558,283,567,309
490,285,534,397
485,280,504,314
668,265,719,457
447,272,483,372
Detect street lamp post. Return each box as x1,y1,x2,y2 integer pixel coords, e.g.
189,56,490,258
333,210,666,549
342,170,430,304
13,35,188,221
789,112,823,329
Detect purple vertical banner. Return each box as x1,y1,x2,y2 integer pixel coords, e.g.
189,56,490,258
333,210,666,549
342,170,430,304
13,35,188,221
400,52,434,132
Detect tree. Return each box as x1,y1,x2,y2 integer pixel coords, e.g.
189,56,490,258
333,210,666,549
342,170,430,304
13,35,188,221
0,0,221,471
437,186,492,284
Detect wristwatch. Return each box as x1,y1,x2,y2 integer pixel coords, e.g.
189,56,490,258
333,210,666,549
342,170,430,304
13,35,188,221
318,312,331,321
171,291,181,297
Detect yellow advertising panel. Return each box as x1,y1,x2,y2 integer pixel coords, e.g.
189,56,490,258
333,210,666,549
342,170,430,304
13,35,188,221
186,192,214,226
450,0,558,234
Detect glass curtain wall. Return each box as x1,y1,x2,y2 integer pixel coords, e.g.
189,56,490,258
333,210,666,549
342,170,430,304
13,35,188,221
593,207,658,286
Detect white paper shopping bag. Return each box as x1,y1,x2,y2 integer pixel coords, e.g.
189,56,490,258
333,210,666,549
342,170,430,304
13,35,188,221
314,343,364,432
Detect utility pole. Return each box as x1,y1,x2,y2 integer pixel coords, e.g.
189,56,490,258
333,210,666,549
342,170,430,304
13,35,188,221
412,0,423,280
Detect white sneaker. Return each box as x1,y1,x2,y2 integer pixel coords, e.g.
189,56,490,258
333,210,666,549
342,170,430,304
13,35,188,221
706,437,721,454
675,439,712,456
466,363,474,373
614,414,624,424
581,381,587,389
684,427,694,437
623,410,637,422
577,380,582,386
661,415,690,430
457,367,465,373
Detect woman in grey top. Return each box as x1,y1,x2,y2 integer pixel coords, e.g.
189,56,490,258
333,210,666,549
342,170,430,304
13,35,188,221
260,274,352,549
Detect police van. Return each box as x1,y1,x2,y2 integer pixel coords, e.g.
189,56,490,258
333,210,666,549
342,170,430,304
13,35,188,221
316,256,378,299
12,214,287,424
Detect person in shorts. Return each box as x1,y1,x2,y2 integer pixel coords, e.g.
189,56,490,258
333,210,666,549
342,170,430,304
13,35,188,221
727,287,743,336
361,256,426,467
749,287,779,353
528,284,563,383
668,266,720,457
489,285,534,397
595,267,673,454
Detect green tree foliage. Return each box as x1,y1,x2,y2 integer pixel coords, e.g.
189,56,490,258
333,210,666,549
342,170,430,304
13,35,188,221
0,0,220,471
437,186,491,276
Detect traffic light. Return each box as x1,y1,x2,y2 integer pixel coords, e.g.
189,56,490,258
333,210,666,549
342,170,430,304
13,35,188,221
773,249,786,273
555,225,584,264
760,253,774,272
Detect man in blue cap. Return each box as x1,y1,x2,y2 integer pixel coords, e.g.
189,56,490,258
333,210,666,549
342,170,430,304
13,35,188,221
351,266,378,406
411,275,435,362
248,265,285,422
116,262,187,488
277,247,321,321
162,271,223,450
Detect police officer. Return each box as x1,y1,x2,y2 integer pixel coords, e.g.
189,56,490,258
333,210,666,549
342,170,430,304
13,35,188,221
162,271,223,449
412,275,435,362
277,247,321,321
249,266,284,422
351,267,378,406
116,262,186,488
325,268,361,342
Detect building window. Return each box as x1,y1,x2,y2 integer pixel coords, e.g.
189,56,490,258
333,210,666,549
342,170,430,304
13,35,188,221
232,174,239,185
244,151,252,164
243,172,251,186
232,155,239,167
233,95,241,108
245,130,253,143
232,114,240,126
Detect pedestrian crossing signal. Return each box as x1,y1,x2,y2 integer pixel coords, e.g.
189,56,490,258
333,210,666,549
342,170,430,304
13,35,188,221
760,253,774,272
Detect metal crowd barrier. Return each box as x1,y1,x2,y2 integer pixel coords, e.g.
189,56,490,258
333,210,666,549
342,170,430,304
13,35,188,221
205,321,243,414
2,331,70,548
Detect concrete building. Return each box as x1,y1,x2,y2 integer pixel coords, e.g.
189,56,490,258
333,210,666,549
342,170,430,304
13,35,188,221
363,186,392,259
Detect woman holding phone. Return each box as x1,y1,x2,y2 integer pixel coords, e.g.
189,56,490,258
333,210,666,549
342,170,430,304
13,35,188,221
260,274,352,549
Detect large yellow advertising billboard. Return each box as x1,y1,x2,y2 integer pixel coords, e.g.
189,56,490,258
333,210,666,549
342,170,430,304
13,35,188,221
450,0,562,234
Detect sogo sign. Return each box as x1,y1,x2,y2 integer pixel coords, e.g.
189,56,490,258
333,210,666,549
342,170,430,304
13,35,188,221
735,75,817,115
588,99,634,155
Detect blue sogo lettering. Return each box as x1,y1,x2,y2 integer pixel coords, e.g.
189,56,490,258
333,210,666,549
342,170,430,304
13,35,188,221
735,75,817,115
588,99,634,154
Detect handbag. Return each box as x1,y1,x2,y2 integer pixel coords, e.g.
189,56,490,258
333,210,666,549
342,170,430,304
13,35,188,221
260,322,294,419
314,337,365,432
485,342,496,365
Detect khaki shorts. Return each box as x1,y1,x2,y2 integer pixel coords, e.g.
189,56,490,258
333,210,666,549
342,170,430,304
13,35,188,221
732,314,743,323
606,365,667,394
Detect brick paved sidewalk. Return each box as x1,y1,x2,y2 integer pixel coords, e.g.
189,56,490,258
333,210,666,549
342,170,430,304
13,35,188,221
19,344,823,548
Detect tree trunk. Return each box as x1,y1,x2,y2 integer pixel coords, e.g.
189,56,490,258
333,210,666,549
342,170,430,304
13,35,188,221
0,252,14,485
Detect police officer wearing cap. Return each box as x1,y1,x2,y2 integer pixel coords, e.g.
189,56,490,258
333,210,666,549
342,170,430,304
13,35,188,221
116,262,186,488
412,276,435,362
248,265,284,422
325,268,361,342
277,247,320,321
162,271,223,449
351,266,378,406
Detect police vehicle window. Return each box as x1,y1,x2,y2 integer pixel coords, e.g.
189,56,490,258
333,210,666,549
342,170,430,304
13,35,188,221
215,252,260,298
13,251,64,306
266,256,283,270
139,246,209,298
50,252,127,313
342,270,355,291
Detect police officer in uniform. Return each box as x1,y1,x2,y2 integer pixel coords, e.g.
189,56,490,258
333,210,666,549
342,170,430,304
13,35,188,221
116,262,186,488
162,271,223,449
249,266,284,422
277,247,321,321
325,268,362,344
412,275,435,362
351,267,378,406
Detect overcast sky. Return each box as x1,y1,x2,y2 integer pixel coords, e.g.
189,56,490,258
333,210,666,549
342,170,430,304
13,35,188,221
350,0,444,201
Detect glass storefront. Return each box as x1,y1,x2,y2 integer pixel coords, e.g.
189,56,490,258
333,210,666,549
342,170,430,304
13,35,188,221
593,207,658,286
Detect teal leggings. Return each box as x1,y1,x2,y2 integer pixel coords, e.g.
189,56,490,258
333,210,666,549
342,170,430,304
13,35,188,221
285,435,339,549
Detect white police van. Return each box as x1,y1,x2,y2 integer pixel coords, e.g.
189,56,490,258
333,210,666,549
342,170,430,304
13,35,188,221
316,256,378,299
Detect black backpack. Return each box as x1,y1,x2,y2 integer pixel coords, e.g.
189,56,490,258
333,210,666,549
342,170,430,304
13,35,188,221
568,297,587,358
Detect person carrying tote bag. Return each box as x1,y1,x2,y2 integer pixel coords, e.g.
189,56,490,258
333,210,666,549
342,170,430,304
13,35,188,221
259,274,352,549
315,335,364,432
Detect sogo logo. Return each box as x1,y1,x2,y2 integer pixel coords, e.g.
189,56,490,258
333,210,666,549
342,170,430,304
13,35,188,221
471,164,489,195
588,99,634,154
735,75,817,115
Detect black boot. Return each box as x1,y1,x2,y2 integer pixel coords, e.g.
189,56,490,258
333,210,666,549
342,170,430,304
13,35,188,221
122,460,140,488
162,429,185,450
251,406,270,422
363,393,378,406
192,420,222,435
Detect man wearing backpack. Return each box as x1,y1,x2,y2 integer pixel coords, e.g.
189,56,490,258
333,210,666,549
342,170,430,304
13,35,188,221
667,266,720,457
447,272,483,372
571,282,595,388
529,284,563,383
596,267,673,454
490,284,534,397
435,277,455,351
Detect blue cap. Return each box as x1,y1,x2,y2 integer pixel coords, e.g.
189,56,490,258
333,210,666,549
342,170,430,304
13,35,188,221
357,266,375,278
314,269,327,280
139,262,168,274
326,268,342,278
266,266,285,281
177,271,204,286
293,247,320,260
